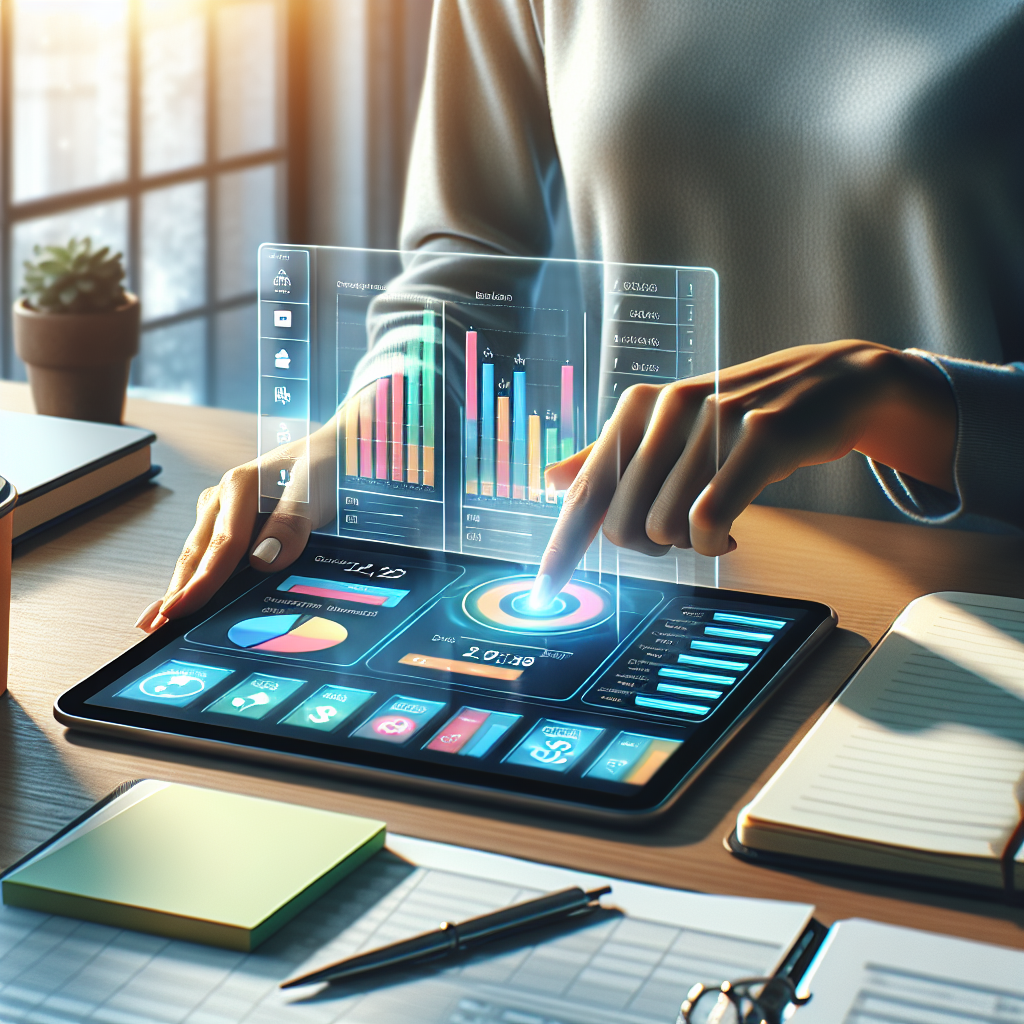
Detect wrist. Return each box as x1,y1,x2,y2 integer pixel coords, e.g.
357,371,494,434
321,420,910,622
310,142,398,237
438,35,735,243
853,346,957,493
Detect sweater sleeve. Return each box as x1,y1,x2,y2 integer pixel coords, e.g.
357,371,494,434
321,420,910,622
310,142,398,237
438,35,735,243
869,352,1024,530
399,0,559,259
339,0,558,406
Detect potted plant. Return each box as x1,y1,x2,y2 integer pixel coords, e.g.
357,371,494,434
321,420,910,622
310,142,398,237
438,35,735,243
13,237,140,424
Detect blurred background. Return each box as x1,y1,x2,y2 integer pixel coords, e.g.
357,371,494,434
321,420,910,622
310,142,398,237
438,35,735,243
0,0,433,410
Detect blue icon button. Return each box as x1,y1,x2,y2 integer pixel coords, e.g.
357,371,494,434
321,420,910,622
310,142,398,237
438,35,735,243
503,719,604,773
117,660,234,707
584,732,681,785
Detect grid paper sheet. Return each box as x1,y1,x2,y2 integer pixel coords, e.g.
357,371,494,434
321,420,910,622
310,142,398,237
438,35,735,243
0,835,812,1024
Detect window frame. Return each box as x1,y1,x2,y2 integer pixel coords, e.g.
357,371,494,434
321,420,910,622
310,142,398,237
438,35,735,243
0,0,307,404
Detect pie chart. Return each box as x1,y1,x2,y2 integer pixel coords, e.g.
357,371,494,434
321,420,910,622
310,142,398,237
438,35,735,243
227,613,348,654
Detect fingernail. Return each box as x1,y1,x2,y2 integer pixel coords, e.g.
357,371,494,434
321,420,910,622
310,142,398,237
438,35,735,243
529,574,555,611
159,588,186,616
134,599,162,630
148,613,168,633
252,537,282,564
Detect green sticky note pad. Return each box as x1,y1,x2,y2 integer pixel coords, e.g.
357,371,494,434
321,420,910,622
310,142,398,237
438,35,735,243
1,782,386,951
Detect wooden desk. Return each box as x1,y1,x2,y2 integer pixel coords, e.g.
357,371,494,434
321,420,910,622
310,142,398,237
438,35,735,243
4,380,1023,947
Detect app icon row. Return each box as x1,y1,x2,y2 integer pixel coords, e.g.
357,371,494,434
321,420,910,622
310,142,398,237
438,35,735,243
117,659,679,784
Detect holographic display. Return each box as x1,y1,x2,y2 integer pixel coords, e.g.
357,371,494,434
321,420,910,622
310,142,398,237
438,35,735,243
256,245,719,576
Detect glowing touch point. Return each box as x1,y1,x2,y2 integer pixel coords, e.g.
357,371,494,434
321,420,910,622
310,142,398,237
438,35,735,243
528,574,555,611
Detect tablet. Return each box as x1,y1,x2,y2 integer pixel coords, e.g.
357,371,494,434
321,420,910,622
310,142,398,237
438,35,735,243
56,535,835,820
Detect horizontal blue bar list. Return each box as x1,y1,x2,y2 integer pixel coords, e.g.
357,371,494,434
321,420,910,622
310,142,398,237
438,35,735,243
692,639,762,657
705,625,773,642
677,653,749,671
635,695,710,716
713,612,786,630
657,683,723,700
658,666,735,685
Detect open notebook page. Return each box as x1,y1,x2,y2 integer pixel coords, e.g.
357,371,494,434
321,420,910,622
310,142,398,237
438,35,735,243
796,919,1024,1023
0,834,812,1024
740,593,1024,879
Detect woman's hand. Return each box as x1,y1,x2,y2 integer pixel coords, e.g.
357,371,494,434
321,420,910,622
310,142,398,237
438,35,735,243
135,413,341,632
530,341,956,607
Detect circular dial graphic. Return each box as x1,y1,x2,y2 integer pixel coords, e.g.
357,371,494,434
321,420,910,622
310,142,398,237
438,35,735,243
227,613,348,653
463,576,613,635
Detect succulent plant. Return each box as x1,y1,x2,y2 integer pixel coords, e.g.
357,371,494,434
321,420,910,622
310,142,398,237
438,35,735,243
21,237,128,314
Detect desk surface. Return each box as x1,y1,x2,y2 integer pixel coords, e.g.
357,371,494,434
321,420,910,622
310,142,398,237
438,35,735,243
4,380,1023,947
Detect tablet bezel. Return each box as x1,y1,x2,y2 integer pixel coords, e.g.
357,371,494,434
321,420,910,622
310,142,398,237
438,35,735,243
54,539,836,821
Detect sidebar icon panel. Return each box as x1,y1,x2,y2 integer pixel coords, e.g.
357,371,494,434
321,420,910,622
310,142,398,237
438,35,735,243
259,247,311,508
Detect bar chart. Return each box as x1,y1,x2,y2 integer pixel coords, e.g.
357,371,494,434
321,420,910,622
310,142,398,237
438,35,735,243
464,329,578,506
343,309,439,489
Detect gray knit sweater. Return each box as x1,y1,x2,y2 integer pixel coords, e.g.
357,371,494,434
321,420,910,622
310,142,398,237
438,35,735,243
397,0,1024,530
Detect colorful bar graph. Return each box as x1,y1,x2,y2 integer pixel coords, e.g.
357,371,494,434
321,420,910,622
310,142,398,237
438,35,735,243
481,362,495,496
528,414,541,501
406,329,420,484
560,364,574,460
545,425,558,502
374,377,388,479
344,305,438,493
462,336,579,505
545,425,558,466
422,310,436,487
496,396,510,497
391,354,404,482
512,370,526,499
359,385,373,478
345,395,358,477
465,330,478,495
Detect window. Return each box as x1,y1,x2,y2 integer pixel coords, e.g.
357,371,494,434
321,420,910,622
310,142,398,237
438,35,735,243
1,0,289,410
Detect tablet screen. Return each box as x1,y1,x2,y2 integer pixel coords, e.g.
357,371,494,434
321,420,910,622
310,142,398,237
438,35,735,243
65,536,831,815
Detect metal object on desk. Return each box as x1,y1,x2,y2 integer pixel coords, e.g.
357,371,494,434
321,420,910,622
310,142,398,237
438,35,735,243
678,976,810,1023
0,475,16,695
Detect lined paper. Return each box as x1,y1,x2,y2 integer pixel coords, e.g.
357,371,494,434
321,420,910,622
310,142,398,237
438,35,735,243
742,593,1024,872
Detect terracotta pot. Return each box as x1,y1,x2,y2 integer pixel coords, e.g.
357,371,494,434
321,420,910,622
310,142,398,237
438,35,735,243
13,293,140,424
0,476,15,697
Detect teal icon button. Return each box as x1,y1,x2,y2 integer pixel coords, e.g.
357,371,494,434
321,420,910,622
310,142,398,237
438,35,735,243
279,685,375,732
504,719,604,773
117,660,234,708
203,673,305,720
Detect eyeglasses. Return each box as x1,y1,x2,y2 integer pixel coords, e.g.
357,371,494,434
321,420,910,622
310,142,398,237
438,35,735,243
677,975,811,1024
